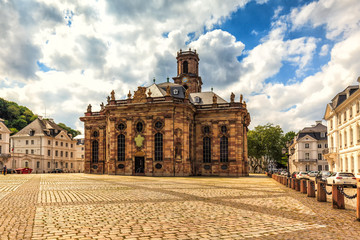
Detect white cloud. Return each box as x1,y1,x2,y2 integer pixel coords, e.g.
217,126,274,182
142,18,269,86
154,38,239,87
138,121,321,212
319,44,329,56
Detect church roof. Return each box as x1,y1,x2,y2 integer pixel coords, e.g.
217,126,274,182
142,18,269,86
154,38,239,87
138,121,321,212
190,92,227,105
145,82,227,105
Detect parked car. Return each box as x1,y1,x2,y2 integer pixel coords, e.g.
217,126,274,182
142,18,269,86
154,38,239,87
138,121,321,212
51,169,64,173
315,171,332,183
6,168,16,174
280,171,288,176
307,171,319,177
326,172,357,187
15,168,33,174
296,171,309,179
291,171,299,178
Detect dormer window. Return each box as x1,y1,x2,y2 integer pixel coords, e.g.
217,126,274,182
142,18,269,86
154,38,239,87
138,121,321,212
194,96,201,103
173,89,179,95
29,130,35,136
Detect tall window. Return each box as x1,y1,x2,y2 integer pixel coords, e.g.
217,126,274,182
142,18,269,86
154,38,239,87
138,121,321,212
0,146,2,154
37,161,40,168
203,137,211,163
318,153,322,160
305,143,309,148
118,134,125,161
183,61,188,73
305,153,310,160
154,133,163,161
220,136,228,162
47,162,50,168
92,140,99,163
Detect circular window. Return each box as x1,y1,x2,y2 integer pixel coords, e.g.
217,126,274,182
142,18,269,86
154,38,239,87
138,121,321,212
136,122,144,133
204,165,211,170
221,125,227,134
118,123,126,131
155,121,163,130
118,164,125,169
203,126,210,134
155,163,162,169
221,165,228,170
93,131,99,137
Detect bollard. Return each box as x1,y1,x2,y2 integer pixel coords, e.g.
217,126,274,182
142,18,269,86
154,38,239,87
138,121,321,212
307,180,315,197
287,177,291,187
317,181,327,202
295,179,300,191
291,178,295,189
357,179,360,220
300,179,307,194
332,184,345,209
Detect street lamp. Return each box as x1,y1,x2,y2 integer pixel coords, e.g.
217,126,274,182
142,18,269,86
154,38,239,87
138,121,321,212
282,142,295,177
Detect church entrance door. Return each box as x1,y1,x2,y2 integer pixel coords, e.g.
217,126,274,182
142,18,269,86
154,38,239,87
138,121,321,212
135,157,145,175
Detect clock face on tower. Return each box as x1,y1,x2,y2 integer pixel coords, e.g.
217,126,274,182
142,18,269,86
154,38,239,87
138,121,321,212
182,77,188,83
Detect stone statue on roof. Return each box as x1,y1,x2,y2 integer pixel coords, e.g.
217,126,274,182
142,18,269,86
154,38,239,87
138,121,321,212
230,92,235,103
107,96,110,104
111,90,115,101
100,102,104,111
87,104,92,113
213,94,217,104
127,90,132,99
166,85,171,96
240,94,243,103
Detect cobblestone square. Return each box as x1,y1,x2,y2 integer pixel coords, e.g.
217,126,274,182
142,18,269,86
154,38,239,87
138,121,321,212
0,174,359,239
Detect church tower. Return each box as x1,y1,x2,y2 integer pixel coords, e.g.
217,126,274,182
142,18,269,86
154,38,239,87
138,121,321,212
173,49,202,93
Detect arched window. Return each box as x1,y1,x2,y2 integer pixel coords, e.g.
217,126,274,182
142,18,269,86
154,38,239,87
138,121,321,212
220,136,228,162
183,61,188,74
118,134,125,161
203,137,211,163
92,140,99,163
155,133,163,161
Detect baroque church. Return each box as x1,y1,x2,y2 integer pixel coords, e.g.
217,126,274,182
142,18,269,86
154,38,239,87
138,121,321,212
80,49,250,176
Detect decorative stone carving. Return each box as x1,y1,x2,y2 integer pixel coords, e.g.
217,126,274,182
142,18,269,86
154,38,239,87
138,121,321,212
107,96,110,104
127,90,132,99
212,94,217,104
185,89,189,99
166,85,171,96
132,87,147,103
134,134,145,148
100,102,104,111
230,92,235,103
147,89,152,97
87,104,92,113
111,90,115,101
240,94,243,103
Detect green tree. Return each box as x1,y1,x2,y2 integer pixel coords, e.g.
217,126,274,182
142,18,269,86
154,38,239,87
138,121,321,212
248,124,295,172
58,123,81,138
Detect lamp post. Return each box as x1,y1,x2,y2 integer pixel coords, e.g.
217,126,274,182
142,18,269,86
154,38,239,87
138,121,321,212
282,142,295,177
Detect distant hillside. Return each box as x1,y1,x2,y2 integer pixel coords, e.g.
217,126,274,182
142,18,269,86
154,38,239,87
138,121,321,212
0,98,80,137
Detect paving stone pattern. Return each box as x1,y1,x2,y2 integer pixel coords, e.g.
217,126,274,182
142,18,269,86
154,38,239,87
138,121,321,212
0,174,359,239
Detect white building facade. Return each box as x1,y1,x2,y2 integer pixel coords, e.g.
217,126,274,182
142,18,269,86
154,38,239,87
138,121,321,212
0,118,11,168
9,117,83,173
289,121,328,173
324,77,360,175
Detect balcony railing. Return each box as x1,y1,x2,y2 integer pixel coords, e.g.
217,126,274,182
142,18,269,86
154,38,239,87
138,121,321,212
322,147,337,155
0,153,11,158
298,159,317,162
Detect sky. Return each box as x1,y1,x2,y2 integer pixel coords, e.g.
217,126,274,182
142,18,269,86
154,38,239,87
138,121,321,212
0,0,360,133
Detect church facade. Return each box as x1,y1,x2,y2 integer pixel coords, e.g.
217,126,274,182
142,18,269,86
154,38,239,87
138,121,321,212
80,49,250,176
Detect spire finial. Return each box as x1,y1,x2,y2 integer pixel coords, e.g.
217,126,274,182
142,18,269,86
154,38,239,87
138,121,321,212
211,87,213,92
167,77,169,82
153,77,156,83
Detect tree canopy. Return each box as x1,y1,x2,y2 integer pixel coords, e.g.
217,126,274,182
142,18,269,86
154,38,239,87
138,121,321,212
248,123,296,173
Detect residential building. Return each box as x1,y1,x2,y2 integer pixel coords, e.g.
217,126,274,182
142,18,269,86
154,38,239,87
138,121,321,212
323,77,360,175
289,121,328,173
80,49,251,176
0,118,11,169
10,117,81,173
74,136,85,173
